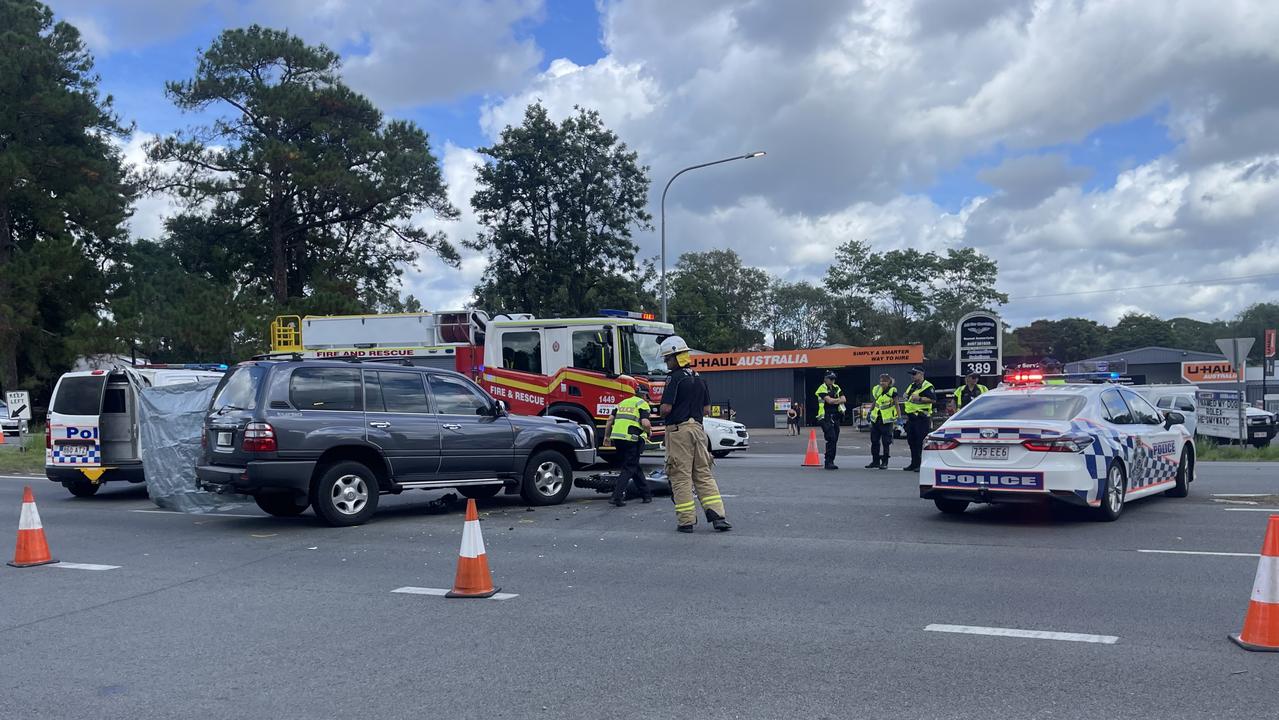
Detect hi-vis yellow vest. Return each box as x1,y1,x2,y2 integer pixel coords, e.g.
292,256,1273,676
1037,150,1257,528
903,380,935,416
815,383,842,419
871,385,898,423
610,395,648,441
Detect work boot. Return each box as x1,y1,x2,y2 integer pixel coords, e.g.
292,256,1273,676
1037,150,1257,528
824,463,839,470
902,465,919,472
610,498,626,507
879,459,889,470
706,509,733,532
677,524,695,533
640,496,653,504
864,460,880,469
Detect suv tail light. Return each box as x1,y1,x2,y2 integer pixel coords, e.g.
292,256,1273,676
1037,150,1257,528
924,437,959,451
1022,434,1093,453
242,422,277,453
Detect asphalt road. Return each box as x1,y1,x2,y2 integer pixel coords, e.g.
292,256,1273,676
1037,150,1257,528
1,435,1277,719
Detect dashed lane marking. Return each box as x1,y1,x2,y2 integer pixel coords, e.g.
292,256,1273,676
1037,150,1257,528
1223,508,1279,513
924,624,1118,645
1137,549,1258,558
392,586,519,601
49,562,120,571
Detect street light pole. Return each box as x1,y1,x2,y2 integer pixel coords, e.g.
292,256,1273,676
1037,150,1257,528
660,151,766,323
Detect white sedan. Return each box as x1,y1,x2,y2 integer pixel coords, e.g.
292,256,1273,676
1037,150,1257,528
703,417,749,458
919,381,1195,521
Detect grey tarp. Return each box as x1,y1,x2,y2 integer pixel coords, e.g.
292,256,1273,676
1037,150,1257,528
135,377,248,512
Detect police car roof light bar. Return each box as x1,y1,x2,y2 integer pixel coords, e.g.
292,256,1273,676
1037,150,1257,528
599,309,657,321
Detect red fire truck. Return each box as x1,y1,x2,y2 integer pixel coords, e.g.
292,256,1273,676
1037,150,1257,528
269,309,674,459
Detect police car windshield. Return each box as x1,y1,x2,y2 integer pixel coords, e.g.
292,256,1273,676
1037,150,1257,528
953,394,1086,421
622,331,667,376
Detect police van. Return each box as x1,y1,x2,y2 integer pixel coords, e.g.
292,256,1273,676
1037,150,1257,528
45,365,225,497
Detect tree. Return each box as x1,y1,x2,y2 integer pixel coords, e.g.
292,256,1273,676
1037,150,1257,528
667,250,771,352
0,1,132,395
1013,317,1107,362
1230,303,1279,362
469,103,652,316
1105,312,1175,353
769,281,830,350
147,25,457,308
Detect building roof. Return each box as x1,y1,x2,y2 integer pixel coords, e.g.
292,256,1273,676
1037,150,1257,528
1079,346,1224,365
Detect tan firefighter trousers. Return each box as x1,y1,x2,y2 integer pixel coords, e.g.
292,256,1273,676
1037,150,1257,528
665,420,727,526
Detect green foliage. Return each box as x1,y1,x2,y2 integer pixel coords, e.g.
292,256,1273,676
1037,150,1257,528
1104,312,1176,353
1196,441,1279,462
146,25,457,306
769,281,830,350
468,103,653,316
668,249,771,352
1013,317,1107,362
0,0,132,401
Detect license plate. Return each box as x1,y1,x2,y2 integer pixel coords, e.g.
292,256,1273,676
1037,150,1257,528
60,445,90,457
1253,432,1268,439
216,432,233,448
971,445,1009,460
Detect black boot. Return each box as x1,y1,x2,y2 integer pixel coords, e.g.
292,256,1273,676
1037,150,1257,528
706,509,733,532
865,459,880,469
879,459,889,469
677,524,695,533
610,498,626,507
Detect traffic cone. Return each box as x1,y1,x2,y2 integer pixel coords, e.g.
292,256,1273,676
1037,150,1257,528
446,498,499,598
802,429,822,467
1230,514,1279,652
9,486,55,568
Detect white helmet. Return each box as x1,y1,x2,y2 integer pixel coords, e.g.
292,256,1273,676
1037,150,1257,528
659,335,690,358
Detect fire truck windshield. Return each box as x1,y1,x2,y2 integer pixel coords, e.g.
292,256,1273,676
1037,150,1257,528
622,330,668,377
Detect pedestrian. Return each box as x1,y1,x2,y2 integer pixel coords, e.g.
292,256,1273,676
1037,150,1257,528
602,375,653,508
953,372,988,412
901,366,936,472
865,373,898,470
657,335,731,533
786,404,799,435
814,370,846,470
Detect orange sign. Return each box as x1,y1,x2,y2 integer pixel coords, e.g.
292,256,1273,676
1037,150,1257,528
1181,361,1238,383
690,345,924,372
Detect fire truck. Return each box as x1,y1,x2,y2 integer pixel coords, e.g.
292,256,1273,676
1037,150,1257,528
269,309,674,459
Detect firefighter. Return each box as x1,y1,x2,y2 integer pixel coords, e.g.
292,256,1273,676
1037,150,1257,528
658,336,731,533
815,370,847,470
864,373,898,470
953,372,988,411
602,376,653,507
901,366,936,472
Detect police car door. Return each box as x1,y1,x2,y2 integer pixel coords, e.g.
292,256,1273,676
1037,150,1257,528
1117,388,1179,492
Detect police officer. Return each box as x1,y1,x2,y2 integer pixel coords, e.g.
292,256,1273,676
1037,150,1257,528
901,366,935,472
657,336,731,533
864,373,898,470
953,372,988,411
814,370,846,470
602,376,653,507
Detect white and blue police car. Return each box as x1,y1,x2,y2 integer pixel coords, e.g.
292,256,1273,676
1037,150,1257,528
919,373,1195,521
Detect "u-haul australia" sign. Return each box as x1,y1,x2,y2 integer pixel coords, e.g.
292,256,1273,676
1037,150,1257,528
1181,361,1238,383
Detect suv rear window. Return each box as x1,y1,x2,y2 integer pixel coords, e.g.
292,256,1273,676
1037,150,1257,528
212,366,265,412
290,367,363,412
53,376,107,416
953,394,1087,421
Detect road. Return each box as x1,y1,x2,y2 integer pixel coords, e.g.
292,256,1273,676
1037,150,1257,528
1,431,1276,719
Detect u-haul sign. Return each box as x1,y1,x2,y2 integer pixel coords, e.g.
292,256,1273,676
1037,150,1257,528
1181,361,1238,383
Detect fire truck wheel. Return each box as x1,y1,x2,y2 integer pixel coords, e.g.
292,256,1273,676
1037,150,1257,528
520,450,573,506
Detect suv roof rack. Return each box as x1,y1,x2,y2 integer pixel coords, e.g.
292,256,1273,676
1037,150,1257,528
250,352,304,361
328,356,415,367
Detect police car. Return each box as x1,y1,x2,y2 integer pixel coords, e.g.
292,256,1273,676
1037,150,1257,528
919,372,1195,521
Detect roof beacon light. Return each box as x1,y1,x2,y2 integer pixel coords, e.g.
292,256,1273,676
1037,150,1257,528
599,309,657,321
1004,370,1044,385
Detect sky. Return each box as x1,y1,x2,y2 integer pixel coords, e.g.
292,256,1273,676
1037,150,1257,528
46,0,1279,328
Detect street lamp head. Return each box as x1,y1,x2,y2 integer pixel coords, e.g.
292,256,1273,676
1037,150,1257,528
745,151,766,158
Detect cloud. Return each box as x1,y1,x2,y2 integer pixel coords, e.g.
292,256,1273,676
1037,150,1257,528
115,132,180,241
401,143,489,309
976,154,1092,209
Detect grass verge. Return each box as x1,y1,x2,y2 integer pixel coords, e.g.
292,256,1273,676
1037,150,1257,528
0,424,45,475
1196,440,1279,462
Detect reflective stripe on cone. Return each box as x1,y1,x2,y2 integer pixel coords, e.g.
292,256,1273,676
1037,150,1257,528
446,498,499,598
1230,514,1279,652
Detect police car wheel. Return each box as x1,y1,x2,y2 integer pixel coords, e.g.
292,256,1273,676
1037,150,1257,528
711,449,731,459
1095,462,1127,522
933,498,969,515
1165,447,1192,498
63,480,100,498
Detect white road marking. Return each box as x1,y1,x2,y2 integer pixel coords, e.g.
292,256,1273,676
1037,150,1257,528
0,474,41,481
924,624,1118,645
392,586,518,601
50,562,120,571
1223,508,1279,513
1213,493,1273,497
1137,549,1258,558
1212,499,1259,505
131,509,265,519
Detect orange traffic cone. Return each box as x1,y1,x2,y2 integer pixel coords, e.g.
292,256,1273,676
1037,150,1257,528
446,498,499,598
1230,514,1279,652
802,429,823,467
9,486,55,568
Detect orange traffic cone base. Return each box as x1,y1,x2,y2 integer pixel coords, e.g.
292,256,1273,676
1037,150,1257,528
446,586,500,599
8,557,55,568
1229,633,1279,652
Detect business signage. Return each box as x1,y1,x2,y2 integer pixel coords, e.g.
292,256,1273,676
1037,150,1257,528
1181,361,1238,383
688,345,924,373
955,311,1002,378
1266,329,1276,359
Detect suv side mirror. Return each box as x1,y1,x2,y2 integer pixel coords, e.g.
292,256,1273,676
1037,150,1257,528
1163,410,1185,429
494,399,508,416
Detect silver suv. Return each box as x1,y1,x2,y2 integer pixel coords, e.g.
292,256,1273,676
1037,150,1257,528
196,359,596,526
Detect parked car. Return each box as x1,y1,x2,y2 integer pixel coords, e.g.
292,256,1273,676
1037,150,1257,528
1132,385,1276,449
703,416,749,458
195,359,597,526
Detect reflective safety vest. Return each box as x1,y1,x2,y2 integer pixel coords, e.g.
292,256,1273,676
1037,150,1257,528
870,385,899,423
815,382,843,419
953,384,988,409
610,395,648,441
903,380,935,416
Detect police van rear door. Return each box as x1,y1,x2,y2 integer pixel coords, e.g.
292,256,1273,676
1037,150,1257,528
48,372,109,467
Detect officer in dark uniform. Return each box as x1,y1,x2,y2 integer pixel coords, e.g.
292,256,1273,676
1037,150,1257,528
901,366,936,472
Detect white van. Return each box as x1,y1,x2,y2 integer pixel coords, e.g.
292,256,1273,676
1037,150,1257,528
45,366,225,497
